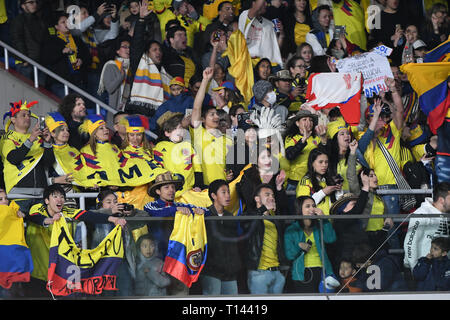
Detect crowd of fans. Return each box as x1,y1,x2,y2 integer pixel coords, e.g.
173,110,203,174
0,0,449,298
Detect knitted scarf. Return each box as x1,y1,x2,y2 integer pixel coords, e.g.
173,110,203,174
130,53,171,106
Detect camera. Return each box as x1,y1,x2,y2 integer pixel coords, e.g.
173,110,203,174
332,174,344,185
213,31,221,42
122,203,134,212
333,25,346,39
306,239,313,246
380,103,392,117
293,74,307,88
237,112,252,125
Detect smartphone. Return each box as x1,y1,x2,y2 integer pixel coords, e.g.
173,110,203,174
213,31,221,42
39,116,46,131
185,108,193,116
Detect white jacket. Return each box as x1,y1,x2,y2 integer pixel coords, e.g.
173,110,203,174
403,198,449,269
238,10,283,66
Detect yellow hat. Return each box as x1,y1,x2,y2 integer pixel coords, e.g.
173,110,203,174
124,115,149,133
45,112,67,132
169,76,185,88
327,117,349,139
79,114,106,136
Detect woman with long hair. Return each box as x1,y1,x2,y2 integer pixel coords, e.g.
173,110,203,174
281,0,313,58
284,195,336,293
296,148,342,215
236,147,288,214
79,114,122,187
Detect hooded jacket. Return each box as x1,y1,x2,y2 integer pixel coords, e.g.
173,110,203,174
403,198,450,270
413,256,450,291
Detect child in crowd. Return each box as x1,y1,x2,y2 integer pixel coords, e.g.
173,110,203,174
413,237,450,291
337,257,362,293
134,233,171,296
150,77,194,132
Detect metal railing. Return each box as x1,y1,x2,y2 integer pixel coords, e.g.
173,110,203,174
6,188,450,299
0,40,117,117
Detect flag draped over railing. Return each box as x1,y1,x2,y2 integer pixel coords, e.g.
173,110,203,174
0,202,33,289
47,217,124,296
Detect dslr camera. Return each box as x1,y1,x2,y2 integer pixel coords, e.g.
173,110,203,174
331,174,344,185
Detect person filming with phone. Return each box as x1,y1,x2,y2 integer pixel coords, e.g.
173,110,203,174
1,101,55,213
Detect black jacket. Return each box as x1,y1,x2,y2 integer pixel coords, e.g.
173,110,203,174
236,165,289,214
40,33,91,87
10,11,49,63
201,205,242,281
242,205,288,271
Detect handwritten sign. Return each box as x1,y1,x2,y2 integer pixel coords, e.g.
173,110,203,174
336,51,393,98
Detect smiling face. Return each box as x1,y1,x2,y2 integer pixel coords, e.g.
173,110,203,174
258,149,273,172
11,110,31,133
52,125,70,144
45,191,65,216
116,41,130,59
203,108,220,130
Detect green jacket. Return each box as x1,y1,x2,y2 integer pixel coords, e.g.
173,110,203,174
284,220,336,281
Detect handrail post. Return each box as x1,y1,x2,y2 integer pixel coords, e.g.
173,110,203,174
4,47,8,70
96,103,100,115
33,65,38,88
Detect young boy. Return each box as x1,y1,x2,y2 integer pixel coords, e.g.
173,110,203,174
190,67,233,186
337,257,362,293
200,179,241,295
413,237,450,291
153,113,205,196
150,77,194,132
25,184,127,292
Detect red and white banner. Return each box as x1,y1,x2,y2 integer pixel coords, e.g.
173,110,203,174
303,72,363,126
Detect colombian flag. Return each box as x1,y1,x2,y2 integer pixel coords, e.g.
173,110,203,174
424,37,450,63
0,202,33,289
47,218,124,296
400,39,450,134
163,212,207,288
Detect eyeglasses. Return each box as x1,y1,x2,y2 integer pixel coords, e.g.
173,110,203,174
25,0,37,4
121,45,130,49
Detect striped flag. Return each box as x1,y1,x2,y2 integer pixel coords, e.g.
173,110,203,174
47,217,124,296
163,212,207,288
0,202,33,289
